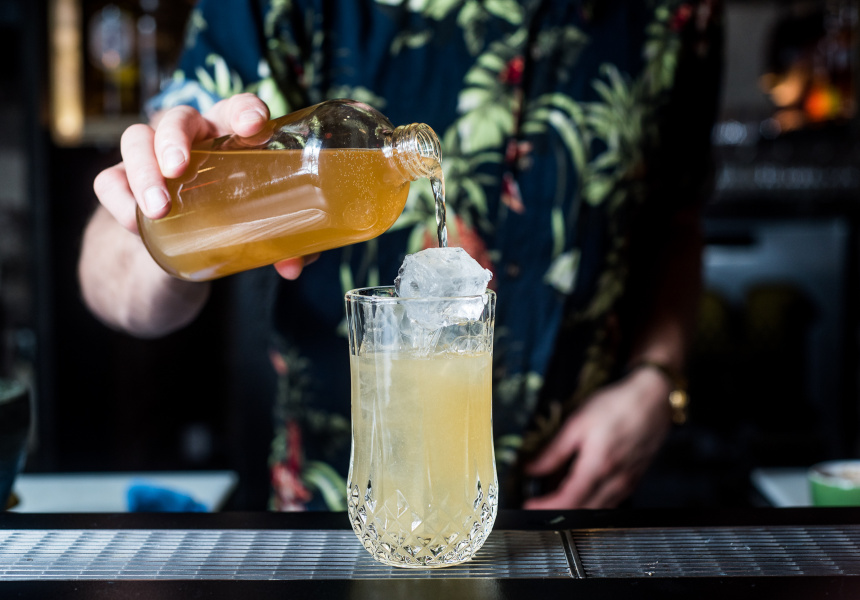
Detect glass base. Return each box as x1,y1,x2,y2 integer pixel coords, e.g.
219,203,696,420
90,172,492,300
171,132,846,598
348,480,498,568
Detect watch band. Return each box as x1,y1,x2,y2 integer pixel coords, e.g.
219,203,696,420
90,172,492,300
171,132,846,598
628,360,689,425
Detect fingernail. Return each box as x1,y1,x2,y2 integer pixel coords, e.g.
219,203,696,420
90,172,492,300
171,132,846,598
239,109,266,124
163,146,186,171
143,186,169,216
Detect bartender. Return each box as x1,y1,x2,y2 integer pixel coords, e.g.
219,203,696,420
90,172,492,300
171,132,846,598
78,0,722,511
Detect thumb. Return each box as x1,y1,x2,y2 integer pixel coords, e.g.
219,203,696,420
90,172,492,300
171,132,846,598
524,414,585,477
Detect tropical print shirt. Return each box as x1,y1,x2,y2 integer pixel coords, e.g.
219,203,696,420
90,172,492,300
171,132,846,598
151,0,722,510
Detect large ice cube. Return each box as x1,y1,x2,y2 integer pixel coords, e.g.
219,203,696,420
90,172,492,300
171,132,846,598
394,247,492,331
395,247,492,299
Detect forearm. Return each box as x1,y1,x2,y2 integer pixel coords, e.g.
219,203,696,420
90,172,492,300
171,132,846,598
78,205,210,338
627,205,703,372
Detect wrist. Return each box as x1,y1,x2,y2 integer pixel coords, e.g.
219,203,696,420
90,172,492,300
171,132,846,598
626,360,689,425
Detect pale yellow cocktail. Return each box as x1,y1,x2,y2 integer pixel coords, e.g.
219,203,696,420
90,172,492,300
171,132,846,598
345,286,497,568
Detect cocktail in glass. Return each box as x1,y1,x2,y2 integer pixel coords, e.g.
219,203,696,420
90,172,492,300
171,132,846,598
344,286,497,567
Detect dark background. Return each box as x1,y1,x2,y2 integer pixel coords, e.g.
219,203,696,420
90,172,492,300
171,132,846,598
1,0,859,510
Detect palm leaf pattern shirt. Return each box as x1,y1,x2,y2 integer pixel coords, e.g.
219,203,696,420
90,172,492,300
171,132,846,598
150,0,722,510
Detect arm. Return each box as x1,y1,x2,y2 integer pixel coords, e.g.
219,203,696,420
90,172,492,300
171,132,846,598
524,207,703,509
77,95,272,338
78,205,211,338
521,0,721,510
627,204,703,373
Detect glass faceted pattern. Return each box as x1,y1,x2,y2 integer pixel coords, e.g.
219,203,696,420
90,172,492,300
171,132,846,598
348,479,497,568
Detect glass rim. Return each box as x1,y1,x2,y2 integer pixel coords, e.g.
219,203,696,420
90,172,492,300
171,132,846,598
345,285,495,303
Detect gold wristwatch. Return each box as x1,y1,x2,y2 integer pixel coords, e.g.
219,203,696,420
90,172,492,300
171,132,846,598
630,360,689,425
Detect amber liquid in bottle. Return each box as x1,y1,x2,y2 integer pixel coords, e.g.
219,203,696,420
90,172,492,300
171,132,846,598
139,147,412,281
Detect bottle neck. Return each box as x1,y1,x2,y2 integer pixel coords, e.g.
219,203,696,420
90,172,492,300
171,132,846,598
387,123,442,181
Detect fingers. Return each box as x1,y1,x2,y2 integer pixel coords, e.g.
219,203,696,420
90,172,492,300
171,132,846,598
524,474,632,510
97,93,270,233
523,449,635,510
273,254,320,280
93,163,139,233
152,105,217,179
118,105,211,223
583,472,633,509
119,123,171,220
524,425,648,509
203,92,270,138
524,447,602,510
150,95,269,180
274,258,304,280
525,414,585,477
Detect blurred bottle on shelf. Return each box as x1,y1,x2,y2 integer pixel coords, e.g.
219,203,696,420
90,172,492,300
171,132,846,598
759,0,857,135
87,3,137,115
137,0,160,106
50,0,194,144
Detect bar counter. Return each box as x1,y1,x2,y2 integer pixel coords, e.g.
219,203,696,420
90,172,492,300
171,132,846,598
0,508,858,599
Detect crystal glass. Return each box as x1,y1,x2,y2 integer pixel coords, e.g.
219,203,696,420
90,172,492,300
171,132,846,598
344,286,497,568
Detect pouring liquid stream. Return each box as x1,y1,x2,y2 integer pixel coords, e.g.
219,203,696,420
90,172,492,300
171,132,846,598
431,173,447,249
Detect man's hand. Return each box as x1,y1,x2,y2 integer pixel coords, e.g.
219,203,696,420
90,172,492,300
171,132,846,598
523,367,673,509
91,93,317,281
94,93,271,233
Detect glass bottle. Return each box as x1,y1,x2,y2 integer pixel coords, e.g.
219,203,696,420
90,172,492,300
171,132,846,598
137,99,442,281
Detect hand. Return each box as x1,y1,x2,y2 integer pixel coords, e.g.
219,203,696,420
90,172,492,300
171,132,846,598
523,367,673,509
93,93,271,233
93,94,319,281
